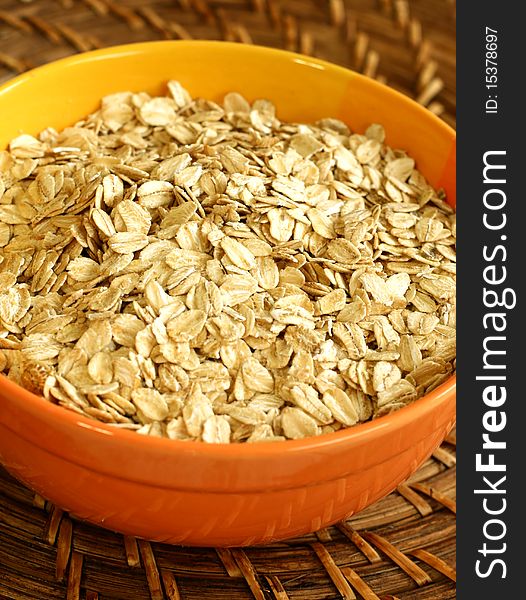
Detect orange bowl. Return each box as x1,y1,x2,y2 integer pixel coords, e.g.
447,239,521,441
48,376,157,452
0,41,456,547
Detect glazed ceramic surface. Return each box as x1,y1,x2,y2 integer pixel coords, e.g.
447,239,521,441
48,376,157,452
0,41,456,546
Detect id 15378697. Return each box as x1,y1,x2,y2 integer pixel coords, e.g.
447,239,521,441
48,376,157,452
485,27,498,114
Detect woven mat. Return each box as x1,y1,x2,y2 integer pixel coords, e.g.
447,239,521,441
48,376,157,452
0,0,456,126
0,1,456,598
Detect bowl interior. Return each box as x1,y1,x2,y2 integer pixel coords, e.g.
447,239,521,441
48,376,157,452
0,41,456,466
0,41,455,204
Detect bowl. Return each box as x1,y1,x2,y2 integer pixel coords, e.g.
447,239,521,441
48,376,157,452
0,41,456,547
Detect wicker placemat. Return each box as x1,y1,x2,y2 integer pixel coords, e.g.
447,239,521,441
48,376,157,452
0,1,456,598
0,0,456,126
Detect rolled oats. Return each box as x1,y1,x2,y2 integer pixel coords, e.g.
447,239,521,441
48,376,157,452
0,82,455,442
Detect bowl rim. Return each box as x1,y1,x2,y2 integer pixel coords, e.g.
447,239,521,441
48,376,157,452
0,372,456,459
0,40,456,459
0,39,456,143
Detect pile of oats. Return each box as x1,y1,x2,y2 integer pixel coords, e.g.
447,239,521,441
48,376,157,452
0,82,455,443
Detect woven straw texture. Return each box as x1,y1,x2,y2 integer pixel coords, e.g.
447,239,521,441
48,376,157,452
0,1,456,598
0,0,456,125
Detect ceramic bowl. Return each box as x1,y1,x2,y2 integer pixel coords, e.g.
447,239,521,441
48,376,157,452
0,41,456,546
